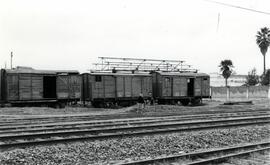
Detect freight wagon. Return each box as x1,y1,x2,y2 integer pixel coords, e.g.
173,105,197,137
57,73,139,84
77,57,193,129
81,72,152,107
0,67,81,107
152,71,210,105
0,59,211,108
81,70,211,107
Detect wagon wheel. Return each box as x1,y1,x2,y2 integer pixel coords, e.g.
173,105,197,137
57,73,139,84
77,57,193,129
170,100,176,105
180,99,190,106
92,101,100,108
191,98,202,105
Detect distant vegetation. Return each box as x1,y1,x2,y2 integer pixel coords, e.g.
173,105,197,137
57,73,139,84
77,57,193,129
260,69,270,86
245,68,269,86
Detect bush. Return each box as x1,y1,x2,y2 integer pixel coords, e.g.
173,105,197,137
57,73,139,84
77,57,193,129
261,69,270,85
245,68,259,86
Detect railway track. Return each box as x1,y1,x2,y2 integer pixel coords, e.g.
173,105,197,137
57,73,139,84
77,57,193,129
0,111,269,134
0,115,269,151
0,108,269,127
119,141,270,165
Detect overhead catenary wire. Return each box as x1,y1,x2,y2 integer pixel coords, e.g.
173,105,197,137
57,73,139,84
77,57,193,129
204,0,270,15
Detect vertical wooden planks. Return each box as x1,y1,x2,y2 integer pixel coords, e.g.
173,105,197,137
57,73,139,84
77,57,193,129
157,74,163,98
19,74,31,100
7,74,19,100
124,77,132,97
202,77,210,96
57,75,69,98
179,77,187,96
6,73,43,101
116,76,124,97
142,76,152,97
31,75,43,99
104,76,115,98
132,77,142,97
89,75,94,100
93,75,103,98
69,75,81,99
87,74,92,100
173,77,181,96
162,77,172,97
57,75,81,99
194,77,202,96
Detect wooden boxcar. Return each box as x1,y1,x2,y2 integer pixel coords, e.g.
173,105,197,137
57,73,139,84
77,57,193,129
0,67,81,107
152,71,210,105
81,72,152,107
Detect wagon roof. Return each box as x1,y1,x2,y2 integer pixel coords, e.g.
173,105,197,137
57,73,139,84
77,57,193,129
155,71,209,77
4,67,79,75
85,72,151,76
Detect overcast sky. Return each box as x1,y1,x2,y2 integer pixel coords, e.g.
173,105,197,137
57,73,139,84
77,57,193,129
1,0,270,74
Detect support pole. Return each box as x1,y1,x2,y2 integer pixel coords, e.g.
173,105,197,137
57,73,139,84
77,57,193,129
10,51,13,69
246,86,249,99
226,86,230,101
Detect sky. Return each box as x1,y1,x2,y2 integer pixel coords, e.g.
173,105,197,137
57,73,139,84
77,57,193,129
0,0,270,75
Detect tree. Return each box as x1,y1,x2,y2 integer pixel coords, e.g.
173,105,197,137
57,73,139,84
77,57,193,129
261,69,270,85
219,60,233,87
245,68,259,86
256,27,270,75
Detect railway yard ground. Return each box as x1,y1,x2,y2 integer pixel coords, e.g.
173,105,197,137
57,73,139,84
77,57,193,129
0,99,269,165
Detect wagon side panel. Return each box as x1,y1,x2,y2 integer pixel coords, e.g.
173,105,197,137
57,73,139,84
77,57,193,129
18,74,32,100
91,75,104,99
194,77,202,96
202,76,210,96
57,75,69,99
173,77,181,96
31,75,43,99
88,75,93,100
179,77,187,96
162,76,172,97
0,69,6,102
69,75,81,99
132,76,142,97
142,76,152,97
104,76,115,98
116,76,124,97
124,76,132,97
0,70,2,101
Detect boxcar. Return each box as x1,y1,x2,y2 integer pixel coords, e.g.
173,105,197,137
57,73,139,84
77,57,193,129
152,71,210,105
0,67,81,107
81,72,152,107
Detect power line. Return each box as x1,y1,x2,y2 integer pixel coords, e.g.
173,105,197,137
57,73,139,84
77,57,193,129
216,12,220,33
204,0,270,15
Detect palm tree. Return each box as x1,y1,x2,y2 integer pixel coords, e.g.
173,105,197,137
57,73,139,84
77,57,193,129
256,27,270,75
219,60,233,87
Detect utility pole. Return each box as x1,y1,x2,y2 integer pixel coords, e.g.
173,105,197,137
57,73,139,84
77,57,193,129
10,51,13,69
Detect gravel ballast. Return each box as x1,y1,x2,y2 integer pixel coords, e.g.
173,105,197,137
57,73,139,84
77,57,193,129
1,125,269,165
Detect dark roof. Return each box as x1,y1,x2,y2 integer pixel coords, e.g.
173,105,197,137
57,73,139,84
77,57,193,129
155,71,209,77
4,67,79,75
